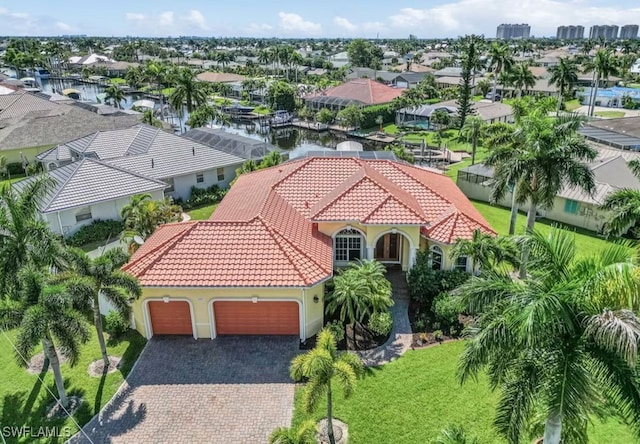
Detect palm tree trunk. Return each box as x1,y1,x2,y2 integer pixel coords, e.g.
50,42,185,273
543,412,563,444
352,321,358,350
327,379,336,444
492,74,498,103
519,202,538,279
589,72,598,117
94,292,109,367
471,136,477,165
508,183,519,236
43,336,69,408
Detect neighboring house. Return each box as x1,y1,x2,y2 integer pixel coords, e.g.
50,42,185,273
392,72,429,89
345,68,399,83
67,53,114,67
196,72,246,84
580,117,640,150
305,79,403,112
37,124,247,200
12,158,166,236
123,155,495,341
578,87,640,109
438,99,513,123
456,155,640,233
0,92,141,163
181,127,283,161
396,100,512,127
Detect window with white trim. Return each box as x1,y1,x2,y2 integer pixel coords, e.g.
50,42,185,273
165,178,175,193
454,256,468,272
430,245,443,270
196,172,204,183
335,228,363,262
75,206,92,223
217,167,225,182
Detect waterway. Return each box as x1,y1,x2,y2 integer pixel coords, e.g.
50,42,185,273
36,77,385,158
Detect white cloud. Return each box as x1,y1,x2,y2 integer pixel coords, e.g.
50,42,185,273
125,13,145,21
278,12,321,34
56,21,73,32
247,23,273,33
185,10,208,30
334,16,357,32
388,0,640,37
0,7,70,35
158,11,174,27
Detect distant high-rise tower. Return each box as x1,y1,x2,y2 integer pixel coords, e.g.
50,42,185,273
589,25,619,40
496,24,531,40
620,25,639,39
556,25,585,39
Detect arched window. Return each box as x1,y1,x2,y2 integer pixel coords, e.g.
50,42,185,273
48,162,57,170
454,256,468,272
430,245,443,270
335,228,363,263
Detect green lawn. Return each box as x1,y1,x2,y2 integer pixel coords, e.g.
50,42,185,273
595,111,626,118
187,203,218,220
564,99,581,111
444,147,489,179
109,77,127,85
253,105,271,115
400,129,474,153
0,328,146,443
472,200,627,257
292,341,636,443
0,175,27,189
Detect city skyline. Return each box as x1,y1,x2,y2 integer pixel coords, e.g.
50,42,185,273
0,0,640,38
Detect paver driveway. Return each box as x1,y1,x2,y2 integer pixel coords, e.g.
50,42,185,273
71,336,299,444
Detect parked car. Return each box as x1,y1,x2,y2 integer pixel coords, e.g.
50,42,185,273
485,93,502,101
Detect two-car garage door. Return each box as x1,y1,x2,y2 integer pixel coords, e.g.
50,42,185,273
147,300,299,337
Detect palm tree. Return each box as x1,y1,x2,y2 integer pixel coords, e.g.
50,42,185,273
144,61,168,112
0,155,7,179
56,248,141,367
548,57,579,112
141,109,162,128
430,109,452,148
259,150,283,169
169,67,207,114
269,420,317,444
13,280,90,409
121,193,180,243
104,84,126,109
475,78,492,98
290,329,364,444
435,424,479,444
584,49,619,117
485,109,596,273
450,229,520,273
509,62,537,98
460,116,486,165
454,229,640,444
486,43,513,102
601,159,640,237
0,176,63,298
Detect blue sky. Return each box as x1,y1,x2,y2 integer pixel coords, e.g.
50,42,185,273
1,0,639,38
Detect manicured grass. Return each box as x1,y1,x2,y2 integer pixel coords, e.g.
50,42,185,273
109,77,126,85
595,111,626,118
253,105,271,115
564,99,581,111
292,341,635,443
473,95,484,102
400,129,474,153
161,87,175,96
0,328,146,443
0,175,27,189
471,200,630,257
382,123,399,134
187,203,218,220
444,147,489,179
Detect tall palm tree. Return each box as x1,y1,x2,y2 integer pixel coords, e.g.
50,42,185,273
601,159,640,237
104,84,126,109
450,229,520,273
269,420,317,444
548,57,579,112
140,109,163,128
56,248,141,367
454,229,640,444
144,61,168,113
0,176,62,298
485,109,596,276
486,43,513,102
460,116,486,165
169,67,207,114
13,280,90,409
290,329,364,444
584,49,619,117
509,62,537,98
260,150,283,169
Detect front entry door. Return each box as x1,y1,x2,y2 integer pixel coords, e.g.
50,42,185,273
375,233,400,262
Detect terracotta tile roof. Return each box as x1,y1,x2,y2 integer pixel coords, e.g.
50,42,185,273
125,157,494,287
307,79,403,105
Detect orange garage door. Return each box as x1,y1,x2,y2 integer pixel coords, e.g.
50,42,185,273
214,301,299,335
148,301,193,335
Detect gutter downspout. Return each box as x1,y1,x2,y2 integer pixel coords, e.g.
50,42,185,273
301,288,307,341
56,212,64,236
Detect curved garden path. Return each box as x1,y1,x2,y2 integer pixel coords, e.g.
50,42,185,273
357,271,413,367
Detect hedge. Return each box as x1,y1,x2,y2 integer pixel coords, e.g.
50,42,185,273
180,185,228,210
361,104,395,129
66,219,125,247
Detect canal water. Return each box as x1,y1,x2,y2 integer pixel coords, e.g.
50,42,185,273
38,78,382,158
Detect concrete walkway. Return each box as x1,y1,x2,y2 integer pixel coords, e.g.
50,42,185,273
357,271,413,367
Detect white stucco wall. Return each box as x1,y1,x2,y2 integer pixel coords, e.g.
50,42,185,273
45,190,165,236
165,164,241,201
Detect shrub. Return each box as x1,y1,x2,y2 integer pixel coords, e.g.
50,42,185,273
360,104,395,129
368,310,393,336
104,311,129,336
325,320,345,342
433,292,463,336
6,162,25,176
182,185,227,210
433,329,443,342
407,251,440,302
315,108,334,124
438,270,470,292
66,219,125,247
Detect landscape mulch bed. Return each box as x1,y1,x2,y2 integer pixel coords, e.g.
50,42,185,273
300,323,388,351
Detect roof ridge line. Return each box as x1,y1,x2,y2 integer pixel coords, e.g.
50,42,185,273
123,125,144,156
309,168,368,218
42,159,86,210
122,221,200,276
257,217,312,285
271,157,313,190
92,158,168,186
393,161,454,205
